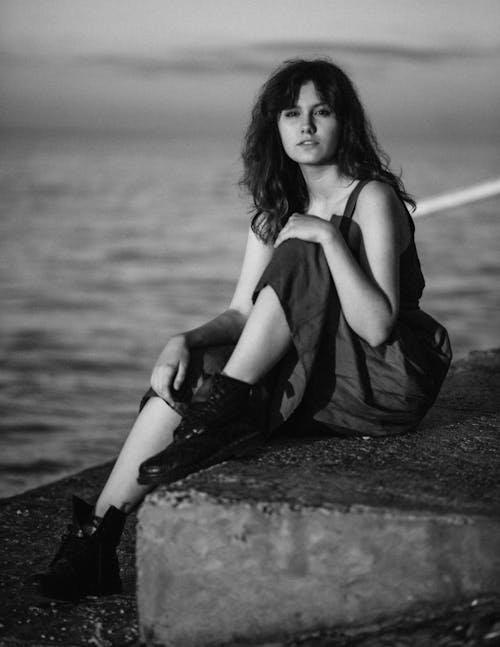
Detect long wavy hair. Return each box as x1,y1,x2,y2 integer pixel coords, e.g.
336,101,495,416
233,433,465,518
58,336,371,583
240,58,415,244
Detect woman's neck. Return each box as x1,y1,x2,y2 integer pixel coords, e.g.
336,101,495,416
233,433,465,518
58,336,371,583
300,164,355,217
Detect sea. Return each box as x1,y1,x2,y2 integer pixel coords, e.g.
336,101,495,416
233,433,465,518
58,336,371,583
1,128,499,498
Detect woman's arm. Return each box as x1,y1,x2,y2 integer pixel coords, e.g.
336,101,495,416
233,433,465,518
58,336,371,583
183,228,274,346
321,181,401,345
274,181,403,347
151,228,273,403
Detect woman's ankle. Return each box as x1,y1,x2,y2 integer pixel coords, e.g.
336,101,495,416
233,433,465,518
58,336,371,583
94,499,131,518
220,366,258,385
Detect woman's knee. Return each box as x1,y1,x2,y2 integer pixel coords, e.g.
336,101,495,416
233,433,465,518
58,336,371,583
138,345,233,415
273,238,317,262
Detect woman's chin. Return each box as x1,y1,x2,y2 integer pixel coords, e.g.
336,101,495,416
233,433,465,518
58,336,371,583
297,156,335,167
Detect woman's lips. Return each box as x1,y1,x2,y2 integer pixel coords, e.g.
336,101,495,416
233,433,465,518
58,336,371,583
298,140,319,146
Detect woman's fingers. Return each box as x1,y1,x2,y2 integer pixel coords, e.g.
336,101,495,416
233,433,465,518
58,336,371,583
275,214,334,247
274,214,300,246
274,224,294,247
151,364,176,405
173,360,187,391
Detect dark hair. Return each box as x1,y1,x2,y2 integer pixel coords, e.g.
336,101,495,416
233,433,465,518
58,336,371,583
240,58,415,244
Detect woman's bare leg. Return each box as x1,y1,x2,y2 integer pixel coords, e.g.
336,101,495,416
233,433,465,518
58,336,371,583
95,286,289,515
94,398,181,516
223,286,291,384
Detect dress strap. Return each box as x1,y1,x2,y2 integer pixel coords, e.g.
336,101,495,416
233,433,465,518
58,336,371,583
342,179,371,221
338,179,370,238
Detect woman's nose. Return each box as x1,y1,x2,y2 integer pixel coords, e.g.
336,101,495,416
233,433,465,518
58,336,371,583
301,117,315,133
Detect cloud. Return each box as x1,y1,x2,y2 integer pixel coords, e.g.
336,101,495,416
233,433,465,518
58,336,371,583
78,52,269,76
259,40,486,60
75,40,496,78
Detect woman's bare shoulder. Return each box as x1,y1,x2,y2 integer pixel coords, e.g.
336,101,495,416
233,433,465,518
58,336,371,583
247,225,275,253
354,180,410,250
356,180,401,214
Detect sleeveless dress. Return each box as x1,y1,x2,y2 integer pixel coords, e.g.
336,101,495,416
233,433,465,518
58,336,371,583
140,180,452,438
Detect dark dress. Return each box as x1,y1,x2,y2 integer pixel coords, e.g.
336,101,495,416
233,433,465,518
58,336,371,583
141,180,452,438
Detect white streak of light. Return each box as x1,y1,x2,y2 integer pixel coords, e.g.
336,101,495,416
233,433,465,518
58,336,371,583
414,178,500,218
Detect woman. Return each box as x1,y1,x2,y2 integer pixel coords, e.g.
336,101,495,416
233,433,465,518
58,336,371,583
36,59,452,600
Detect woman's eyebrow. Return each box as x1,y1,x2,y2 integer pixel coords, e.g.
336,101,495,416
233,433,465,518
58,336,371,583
282,102,329,109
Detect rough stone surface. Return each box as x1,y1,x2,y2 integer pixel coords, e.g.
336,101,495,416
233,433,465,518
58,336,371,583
1,350,499,647
0,463,140,647
137,349,500,647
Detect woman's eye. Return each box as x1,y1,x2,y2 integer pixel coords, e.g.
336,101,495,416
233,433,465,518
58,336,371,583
315,108,332,116
283,110,300,118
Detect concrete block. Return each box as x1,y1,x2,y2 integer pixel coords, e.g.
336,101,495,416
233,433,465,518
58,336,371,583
137,349,500,646
137,492,500,646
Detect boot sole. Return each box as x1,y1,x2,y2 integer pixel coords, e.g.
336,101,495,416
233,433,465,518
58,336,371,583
137,431,262,486
34,577,123,601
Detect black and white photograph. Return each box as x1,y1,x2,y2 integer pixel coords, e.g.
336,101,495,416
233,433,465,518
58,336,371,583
1,1,499,645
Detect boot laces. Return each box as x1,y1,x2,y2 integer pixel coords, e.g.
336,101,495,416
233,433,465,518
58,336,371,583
181,377,225,425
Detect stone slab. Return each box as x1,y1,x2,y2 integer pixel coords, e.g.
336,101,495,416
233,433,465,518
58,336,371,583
137,349,500,646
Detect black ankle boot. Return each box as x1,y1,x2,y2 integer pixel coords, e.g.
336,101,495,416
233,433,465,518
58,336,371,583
35,496,126,600
138,373,263,486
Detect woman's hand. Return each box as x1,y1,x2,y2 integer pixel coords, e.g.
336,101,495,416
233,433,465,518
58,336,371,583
274,213,338,248
150,334,190,406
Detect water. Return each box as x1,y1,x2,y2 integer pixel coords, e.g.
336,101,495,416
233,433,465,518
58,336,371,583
1,129,499,498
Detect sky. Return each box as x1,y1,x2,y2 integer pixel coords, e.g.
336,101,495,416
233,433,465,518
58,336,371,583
1,0,499,138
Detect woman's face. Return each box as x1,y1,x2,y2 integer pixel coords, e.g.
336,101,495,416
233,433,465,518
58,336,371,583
277,81,339,167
